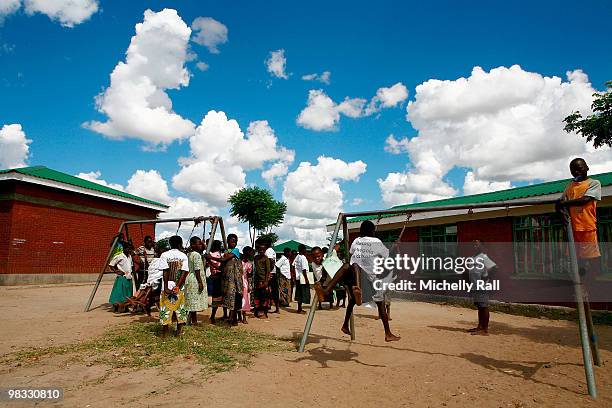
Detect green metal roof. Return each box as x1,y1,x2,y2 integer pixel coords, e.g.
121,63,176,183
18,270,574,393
0,166,168,208
273,240,311,253
348,171,612,224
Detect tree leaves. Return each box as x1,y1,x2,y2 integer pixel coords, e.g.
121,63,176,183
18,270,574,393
564,81,612,148
228,186,287,245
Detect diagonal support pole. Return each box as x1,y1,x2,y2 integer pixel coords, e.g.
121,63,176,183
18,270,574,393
565,216,597,399
298,213,343,352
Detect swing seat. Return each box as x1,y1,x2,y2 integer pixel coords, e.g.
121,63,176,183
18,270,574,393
125,285,160,316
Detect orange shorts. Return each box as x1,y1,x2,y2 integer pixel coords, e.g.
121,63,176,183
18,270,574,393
573,230,601,259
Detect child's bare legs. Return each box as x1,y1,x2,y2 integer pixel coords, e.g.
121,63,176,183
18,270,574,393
341,296,356,335
176,323,184,336
229,310,238,326
376,301,400,342
470,307,489,335
189,311,198,326
468,306,489,334
161,324,169,338
210,306,218,324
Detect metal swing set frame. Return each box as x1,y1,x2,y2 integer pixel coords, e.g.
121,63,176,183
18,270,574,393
298,198,601,399
84,215,228,313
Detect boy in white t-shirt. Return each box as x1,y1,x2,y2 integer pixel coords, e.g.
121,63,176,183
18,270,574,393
159,235,189,337
293,244,311,313
315,221,400,342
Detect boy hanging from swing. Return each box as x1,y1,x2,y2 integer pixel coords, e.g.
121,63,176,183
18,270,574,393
314,220,400,342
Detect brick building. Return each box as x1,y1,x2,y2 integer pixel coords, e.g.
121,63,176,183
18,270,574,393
0,166,167,285
341,171,612,309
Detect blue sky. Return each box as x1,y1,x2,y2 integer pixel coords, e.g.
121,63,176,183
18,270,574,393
1,0,611,243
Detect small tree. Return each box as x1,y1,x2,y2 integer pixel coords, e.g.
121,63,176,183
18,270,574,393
228,186,287,246
564,81,612,148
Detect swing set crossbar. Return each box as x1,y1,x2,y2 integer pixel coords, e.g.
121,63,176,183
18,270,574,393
84,215,225,313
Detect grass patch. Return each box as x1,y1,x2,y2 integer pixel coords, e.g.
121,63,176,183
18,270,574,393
4,323,293,373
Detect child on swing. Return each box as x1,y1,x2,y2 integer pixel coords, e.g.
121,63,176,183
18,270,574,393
315,220,400,342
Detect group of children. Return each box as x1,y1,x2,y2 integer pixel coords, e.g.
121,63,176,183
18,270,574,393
107,158,603,341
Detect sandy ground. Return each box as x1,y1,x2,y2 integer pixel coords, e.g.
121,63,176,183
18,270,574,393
1,283,612,407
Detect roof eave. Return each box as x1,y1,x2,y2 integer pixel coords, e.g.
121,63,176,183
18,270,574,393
0,172,168,212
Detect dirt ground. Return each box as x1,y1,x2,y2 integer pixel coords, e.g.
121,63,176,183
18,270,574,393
1,283,612,408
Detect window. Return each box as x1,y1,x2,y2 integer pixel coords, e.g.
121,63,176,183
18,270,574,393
513,207,612,278
418,224,457,275
597,207,612,276
513,214,569,277
376,228,402,244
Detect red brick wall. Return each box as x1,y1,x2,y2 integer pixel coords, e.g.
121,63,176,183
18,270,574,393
0,201,12,274
3,199,157,275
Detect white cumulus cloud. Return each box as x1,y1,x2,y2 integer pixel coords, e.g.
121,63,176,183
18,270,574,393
75,170,126,191
280,156,366,245
266,49,288,79
125,169,172,204
1,0,98,26
173,110,294,206
379,65,612,206
297,83,408,132
191,16,228,54
83,9,195,147
0,123,31,168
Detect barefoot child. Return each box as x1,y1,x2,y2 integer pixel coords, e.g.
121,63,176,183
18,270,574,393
276,247,293,307
240,246,254,324
467,240,497,335
293,244,311,314
264,238,281,314
221,234,243,326
159,236,189,337
108,241,134,312
185,236,208,326
204,240,224,323
253,239,273,318
315,221,400,342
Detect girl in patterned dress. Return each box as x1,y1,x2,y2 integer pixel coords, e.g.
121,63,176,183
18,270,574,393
240,246,254,324
185,236,208,326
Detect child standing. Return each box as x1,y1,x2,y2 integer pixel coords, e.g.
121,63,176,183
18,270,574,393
467,240,497,335
159,236,189,337
253,239,273,318
293,244,311,314
240,246,254,324
221,234,243,326
185,236,208,326
108,241,134,312
205,240,224,324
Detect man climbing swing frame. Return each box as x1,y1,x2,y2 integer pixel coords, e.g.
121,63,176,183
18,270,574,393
298,198,602,399
84,216,227,313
